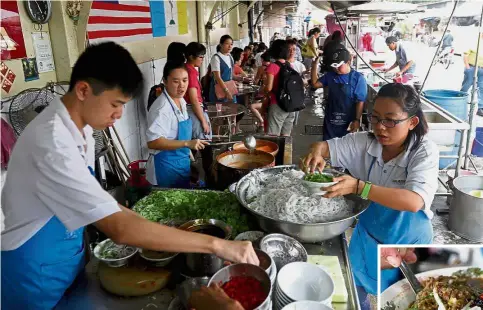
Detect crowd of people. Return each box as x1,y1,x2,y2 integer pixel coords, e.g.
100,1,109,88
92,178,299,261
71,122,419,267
0,25,445,310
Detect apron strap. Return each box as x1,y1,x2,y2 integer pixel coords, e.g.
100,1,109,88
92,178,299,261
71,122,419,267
163,91,186,123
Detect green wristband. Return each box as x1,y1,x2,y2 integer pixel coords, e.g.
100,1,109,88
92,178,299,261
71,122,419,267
360,181,372,200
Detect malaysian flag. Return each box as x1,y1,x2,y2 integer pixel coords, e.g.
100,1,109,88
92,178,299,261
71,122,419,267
87,0,188,45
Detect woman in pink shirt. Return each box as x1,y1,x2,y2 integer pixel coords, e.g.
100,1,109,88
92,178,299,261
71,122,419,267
184,42,212,140
264,40,296,136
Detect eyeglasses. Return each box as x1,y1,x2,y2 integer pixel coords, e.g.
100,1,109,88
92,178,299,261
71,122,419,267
367,114,413,128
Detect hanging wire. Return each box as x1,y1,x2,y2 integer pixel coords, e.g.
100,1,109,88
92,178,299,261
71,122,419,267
418,0,459,93
151,58,156,86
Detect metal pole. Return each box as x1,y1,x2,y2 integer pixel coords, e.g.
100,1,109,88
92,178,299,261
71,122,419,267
464,4,483,169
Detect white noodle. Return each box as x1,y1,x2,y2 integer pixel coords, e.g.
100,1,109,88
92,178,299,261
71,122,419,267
247,170,353,224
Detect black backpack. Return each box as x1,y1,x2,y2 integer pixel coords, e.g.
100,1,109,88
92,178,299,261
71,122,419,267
275,61,305,112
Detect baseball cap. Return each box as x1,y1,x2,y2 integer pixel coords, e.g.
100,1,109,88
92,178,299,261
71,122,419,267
330,48,351,68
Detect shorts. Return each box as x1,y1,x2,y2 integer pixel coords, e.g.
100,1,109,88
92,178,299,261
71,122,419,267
267,103,296,136
187,105,212,140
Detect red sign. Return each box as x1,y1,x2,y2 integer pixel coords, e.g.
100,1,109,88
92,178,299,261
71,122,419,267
1,1,27,60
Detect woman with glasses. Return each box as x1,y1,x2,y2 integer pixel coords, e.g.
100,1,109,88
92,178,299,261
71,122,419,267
302,83,439,310
311,48,367,141
184,42,212,140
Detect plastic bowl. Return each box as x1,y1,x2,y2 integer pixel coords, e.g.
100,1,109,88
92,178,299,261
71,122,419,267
281,301,333,310
277,262,334,306
302,173,338,196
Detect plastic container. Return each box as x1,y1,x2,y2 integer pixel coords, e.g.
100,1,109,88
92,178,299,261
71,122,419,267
472,127,483,157
423,90,469,168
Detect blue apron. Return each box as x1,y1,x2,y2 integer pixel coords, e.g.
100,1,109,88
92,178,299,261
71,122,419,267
1,168,96,309
154,92,193,188
349,157,433,295
209,54,237,103
323,71,356,141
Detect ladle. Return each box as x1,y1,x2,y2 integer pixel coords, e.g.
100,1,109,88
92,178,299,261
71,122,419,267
243,135,256,153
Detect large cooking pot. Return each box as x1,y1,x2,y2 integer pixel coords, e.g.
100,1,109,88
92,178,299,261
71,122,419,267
179,219,232,276
215,149,275,189
449,175,483,242
233,140,279,157
235,165,370,243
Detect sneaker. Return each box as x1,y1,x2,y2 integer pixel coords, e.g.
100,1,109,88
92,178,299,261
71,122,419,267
478,109,483,117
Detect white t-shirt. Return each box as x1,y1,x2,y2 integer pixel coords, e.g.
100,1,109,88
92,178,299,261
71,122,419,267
290,60,306,75
1,98,121,250
146,91,189,185
210,52,233,72
327,132,439,219
254,52,264,67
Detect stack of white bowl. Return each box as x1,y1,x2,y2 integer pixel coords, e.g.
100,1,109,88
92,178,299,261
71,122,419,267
274,262,335,310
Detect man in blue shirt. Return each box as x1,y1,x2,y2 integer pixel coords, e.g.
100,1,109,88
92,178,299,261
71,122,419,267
385,36,416,76
442,29,454,50
311,48,368,140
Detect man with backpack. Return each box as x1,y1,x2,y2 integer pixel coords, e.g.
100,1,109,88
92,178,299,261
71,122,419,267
264,40,305,136
311,48,367,141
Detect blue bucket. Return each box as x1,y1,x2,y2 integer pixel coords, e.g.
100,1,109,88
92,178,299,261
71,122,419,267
423,90,469,168
472,127,483,157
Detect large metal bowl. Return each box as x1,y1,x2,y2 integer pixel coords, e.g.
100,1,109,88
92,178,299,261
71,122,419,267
235,165,370,243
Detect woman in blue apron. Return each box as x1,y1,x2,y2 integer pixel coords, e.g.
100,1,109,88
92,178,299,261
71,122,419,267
146,61,209,188
302,83,439,309
209,35,237,103
311,48,367,141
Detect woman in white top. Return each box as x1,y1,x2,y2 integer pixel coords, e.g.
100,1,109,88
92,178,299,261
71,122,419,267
303,83,439,309
146,61,209,188
209,35,236,103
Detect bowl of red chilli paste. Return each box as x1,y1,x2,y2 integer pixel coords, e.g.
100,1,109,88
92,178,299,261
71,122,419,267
208,263,272,310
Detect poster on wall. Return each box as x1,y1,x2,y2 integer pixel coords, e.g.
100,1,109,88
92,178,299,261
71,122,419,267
86,0,188,45
0,62,16,94
32,32,55,73
21,58,39,82
0,1,27,60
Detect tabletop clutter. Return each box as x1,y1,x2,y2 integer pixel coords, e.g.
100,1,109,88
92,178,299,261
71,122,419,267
90,165,359,310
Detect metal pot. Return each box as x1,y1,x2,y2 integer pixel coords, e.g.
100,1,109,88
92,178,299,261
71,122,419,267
215,149,275,190
179,219,232,276
449,175,483,242
208,264,272,310
235,165,370,242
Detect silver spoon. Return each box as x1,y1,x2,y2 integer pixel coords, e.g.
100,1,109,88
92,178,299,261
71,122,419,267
243,135,256,152
399,261,423,295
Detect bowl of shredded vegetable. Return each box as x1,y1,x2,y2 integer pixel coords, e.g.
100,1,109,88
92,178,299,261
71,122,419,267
302,172,338,195
209,263,272,310
93,239,138,267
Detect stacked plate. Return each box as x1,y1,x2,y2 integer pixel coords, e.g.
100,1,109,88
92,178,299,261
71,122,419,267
274,262,335,310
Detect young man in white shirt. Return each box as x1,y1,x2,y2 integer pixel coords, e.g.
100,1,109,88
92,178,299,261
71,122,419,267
1,42,258,309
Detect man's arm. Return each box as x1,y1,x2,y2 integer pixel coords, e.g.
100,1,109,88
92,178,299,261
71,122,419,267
311,58,324,89
464,54,470,69
400,60,414,74
94,206,259,264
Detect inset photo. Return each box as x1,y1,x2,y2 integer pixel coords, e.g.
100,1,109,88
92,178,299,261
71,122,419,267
379,246,483,310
